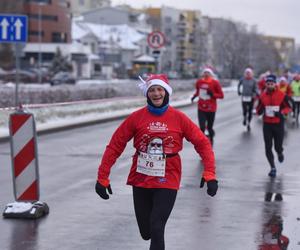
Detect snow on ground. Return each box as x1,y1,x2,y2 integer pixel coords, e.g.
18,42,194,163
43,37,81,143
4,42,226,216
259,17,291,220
4,202,34,213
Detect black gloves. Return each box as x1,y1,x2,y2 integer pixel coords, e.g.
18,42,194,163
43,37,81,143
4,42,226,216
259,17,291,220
207,89,213,97
191,96,196,103
95,182,113,200
200,177,218,197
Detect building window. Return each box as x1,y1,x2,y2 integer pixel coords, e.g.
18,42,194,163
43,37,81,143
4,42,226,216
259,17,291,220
28,14,58,22
52,32,67,43
25,0,52,4
91,43,96,53
94,64,101,72
29,30,44,37
165,17,172,23
275,40,281,49
165,28,172,35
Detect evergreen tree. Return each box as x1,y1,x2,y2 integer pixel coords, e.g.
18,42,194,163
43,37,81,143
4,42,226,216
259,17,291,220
49,47,72,75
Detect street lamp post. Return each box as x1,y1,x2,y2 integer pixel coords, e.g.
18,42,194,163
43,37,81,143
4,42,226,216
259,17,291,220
38,3,43,84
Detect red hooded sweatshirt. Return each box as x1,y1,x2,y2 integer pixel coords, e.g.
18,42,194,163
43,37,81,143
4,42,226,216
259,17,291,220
192,77,224,112
256,86,291,124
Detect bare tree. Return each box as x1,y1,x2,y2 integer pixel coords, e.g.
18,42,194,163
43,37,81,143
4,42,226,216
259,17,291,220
198,17,283,78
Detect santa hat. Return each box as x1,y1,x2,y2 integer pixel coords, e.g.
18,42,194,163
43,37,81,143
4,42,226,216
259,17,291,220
279,76,287,82
202,67,214,76
138,74,172,96
244,68,253,74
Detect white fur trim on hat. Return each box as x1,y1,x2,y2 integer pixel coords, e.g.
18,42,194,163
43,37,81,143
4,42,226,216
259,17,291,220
279,76,287,82
202,68,214,75
145,79,172,96
245,68,253,74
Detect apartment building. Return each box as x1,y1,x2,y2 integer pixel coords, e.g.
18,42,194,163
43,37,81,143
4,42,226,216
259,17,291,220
146,7,202,76
176,10,201,75
263,35,295,67
23,0,72,43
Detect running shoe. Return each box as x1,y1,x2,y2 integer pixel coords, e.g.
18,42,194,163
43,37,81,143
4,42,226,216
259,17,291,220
268,168,276,178
278,153,284,163
247,124,251,131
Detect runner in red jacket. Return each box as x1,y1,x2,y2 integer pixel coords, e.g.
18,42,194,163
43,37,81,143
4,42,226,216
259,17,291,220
95,74,218,250
256,74,291,177
191,68,224,145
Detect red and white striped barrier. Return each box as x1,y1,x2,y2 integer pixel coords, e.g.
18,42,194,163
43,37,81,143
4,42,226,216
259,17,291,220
9,110,39,201
3,109,49,219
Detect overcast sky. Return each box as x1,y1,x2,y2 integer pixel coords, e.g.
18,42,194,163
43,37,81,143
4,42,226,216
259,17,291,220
111,0,300,44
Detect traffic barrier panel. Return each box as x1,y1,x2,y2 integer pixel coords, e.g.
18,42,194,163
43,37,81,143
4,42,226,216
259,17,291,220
3,108,49,219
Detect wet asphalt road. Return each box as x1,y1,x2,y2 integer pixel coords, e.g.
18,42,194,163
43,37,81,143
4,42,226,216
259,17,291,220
0,91,300,250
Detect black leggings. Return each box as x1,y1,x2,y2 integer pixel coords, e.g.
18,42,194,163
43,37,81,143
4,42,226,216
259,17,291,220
293,101,300,118
133,187,177,250
242,100,254,123
197,110,216,139
263,122,284,168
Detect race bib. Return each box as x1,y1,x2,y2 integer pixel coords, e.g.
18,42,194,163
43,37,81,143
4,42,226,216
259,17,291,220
137,152,166,177
242,96,252,102
292,96,300,102
199,88,210,100
265,106,279,117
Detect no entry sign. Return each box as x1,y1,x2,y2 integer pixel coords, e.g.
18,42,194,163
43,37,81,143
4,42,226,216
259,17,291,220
147,31,165,49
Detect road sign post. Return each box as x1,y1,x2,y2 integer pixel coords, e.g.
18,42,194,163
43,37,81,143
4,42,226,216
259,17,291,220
147,31,166,73
0,14,28,107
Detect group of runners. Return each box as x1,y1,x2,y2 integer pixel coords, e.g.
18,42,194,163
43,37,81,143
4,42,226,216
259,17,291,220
238,68,299,178
93,68,298,249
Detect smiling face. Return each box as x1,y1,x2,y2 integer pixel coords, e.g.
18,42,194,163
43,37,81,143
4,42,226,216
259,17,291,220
147,85,166,107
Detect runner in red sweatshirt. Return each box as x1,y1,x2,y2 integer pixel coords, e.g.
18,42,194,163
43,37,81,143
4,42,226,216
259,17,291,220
191,67,224,145
95,74,218,250
256,74,291,178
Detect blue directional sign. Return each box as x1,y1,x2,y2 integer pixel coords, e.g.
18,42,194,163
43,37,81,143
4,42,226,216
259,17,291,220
0,14,28,43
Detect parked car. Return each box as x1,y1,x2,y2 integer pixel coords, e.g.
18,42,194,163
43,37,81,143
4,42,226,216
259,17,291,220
50,72,76,86
1,69,38,83
28,68,51,83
